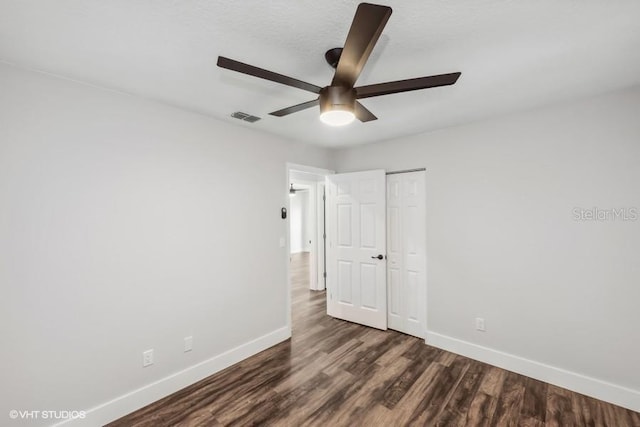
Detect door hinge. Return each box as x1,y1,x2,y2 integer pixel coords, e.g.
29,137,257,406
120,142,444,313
323,272,327,278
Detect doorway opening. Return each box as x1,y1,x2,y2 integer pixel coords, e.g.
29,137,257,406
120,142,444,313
285,163,333,335
289,181,314,286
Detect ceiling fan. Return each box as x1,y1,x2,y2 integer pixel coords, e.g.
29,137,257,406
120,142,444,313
217,2,461,126
289,183,308,196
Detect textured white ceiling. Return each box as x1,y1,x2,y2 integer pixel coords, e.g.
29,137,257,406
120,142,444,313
1,1,639,147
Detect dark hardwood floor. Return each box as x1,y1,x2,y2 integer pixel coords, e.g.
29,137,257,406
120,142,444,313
108,252,639,426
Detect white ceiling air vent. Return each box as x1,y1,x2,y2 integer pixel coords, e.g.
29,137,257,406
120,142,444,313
231,111,261,123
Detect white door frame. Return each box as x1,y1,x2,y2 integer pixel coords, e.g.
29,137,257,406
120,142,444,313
285,163,334,336
315,180,326,291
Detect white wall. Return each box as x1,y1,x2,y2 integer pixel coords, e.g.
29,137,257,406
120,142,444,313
289,181,314,254
333,87,640,410
289,189,306,253
302,189,313,253
0,62,332,426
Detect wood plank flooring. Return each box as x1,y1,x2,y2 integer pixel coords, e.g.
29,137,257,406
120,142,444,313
108,252,640,426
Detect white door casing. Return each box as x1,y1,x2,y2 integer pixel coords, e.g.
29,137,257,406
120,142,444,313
316,182,326,290
326,170,387,330
386,171,426,338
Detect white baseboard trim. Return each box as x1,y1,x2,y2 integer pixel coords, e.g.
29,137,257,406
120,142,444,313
55,327,290,427
425,331,640,412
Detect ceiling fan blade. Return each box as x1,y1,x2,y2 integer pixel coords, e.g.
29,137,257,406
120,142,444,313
270,99,320,117
217,56,322,94
332,3,392,88
356,72,461,99
354,101,377,122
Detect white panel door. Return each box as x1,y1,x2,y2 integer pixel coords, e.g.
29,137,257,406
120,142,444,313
326,170,387,330
386,171,426,338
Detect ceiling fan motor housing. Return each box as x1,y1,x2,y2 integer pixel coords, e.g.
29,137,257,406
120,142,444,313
320,86,356,114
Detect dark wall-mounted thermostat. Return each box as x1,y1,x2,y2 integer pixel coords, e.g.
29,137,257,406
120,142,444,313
281,207,287,219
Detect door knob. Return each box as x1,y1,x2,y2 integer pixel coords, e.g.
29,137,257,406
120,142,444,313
371,254,384,260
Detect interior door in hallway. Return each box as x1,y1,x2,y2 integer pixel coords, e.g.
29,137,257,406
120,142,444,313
326,170,387,330
386,171,426,338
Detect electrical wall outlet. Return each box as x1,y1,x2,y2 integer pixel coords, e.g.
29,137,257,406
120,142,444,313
142,349,154,367
184,336,193,352
475,317,486,332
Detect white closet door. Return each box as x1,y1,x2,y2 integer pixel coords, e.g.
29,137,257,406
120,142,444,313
326,170,387,330
387,171,426,338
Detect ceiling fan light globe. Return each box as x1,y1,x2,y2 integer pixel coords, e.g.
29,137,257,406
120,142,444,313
320,109,355,127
